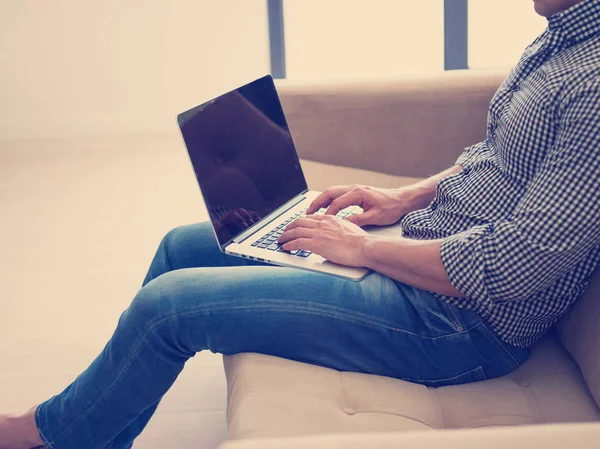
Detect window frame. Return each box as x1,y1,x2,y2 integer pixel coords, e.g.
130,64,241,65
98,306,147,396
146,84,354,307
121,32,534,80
267,0,469,79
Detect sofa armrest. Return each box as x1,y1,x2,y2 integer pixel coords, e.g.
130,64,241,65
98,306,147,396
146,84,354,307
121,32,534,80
276,69,507,179
218,423,600,449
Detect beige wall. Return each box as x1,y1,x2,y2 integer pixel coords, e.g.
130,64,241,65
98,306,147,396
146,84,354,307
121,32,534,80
0,0,548,142
0,0,270,141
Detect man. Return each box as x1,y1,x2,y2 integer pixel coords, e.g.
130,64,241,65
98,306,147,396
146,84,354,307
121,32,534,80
2,0,599,448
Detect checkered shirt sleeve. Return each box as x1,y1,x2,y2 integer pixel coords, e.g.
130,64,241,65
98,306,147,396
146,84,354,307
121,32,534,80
441,77,600,305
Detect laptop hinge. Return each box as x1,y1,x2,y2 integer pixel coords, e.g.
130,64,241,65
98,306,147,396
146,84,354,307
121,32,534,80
232,193,308,244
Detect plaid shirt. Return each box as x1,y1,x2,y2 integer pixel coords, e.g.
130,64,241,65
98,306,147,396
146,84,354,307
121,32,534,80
401,0,600,348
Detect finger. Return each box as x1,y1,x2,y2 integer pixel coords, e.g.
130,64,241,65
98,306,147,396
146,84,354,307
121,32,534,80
281,238,313,252
306,194,333,215
326,191,363,216
284,216,321,232
306,187,350,214
277,227,314,244
346,211,376,227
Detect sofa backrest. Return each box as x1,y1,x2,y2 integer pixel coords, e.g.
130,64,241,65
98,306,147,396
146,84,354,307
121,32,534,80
557,266,600,409
277,70,508,179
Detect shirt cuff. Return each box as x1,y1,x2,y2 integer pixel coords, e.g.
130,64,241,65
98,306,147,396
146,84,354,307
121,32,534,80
440,225,493,304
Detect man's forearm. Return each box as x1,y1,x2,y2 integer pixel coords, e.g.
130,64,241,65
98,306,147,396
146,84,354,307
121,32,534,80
360,235,466,298
355,165,467,296
401,165,464,212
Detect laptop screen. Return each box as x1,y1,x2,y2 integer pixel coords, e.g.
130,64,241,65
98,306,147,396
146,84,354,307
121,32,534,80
178,75,309,248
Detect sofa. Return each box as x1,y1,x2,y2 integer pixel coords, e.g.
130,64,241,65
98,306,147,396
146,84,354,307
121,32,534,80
218,70,600,447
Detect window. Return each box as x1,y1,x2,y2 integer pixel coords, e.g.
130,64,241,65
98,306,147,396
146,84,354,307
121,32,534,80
272,1,551,78
282,0,445,80
1,0,553,140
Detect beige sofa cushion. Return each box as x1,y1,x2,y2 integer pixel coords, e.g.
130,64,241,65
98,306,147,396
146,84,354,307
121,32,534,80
224,335,599,440
557,266,600,408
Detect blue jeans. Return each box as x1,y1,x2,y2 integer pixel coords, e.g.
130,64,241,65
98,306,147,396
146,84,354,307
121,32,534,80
35,222,530,449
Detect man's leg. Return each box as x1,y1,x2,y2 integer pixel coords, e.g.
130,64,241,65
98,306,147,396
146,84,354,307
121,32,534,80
106,221,263,449
143,221,264,285
1,222,253,449
34,259,529,449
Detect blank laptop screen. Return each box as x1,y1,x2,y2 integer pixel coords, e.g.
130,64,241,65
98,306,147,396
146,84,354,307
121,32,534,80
178,75,308,248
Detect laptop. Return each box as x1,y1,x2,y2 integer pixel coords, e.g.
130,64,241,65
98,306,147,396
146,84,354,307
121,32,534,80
177,74,401,281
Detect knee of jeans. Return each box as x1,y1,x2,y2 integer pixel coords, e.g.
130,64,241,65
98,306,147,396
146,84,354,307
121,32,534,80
125,285,170,330
160,226,185,267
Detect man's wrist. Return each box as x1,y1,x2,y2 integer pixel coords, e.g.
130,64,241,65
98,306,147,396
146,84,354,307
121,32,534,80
359,234,382,269
394,185,435,213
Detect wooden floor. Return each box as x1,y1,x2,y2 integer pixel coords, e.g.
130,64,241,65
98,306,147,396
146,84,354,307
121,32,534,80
0,134,228,448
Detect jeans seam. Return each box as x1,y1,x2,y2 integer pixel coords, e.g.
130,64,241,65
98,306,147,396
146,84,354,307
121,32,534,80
35,405,55,449
163,237,174,272
439,300,466,332
402,365,486,385
47,315,173,445
162,298,483,340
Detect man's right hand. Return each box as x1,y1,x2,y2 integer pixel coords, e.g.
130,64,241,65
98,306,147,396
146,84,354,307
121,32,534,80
306,185,419,227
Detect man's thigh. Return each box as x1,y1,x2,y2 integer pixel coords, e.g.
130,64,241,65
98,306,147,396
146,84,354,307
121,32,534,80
141,265,506,385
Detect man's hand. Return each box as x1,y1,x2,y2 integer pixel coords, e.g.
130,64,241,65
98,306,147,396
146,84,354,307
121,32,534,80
306,185,417,227
278,215,371,267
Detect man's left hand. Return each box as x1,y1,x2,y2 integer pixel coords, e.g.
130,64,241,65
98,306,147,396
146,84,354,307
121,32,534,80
278,215,370,267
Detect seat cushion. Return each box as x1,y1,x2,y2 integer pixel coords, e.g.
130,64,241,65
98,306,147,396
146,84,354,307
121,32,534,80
217,423,600,449
223,334,599,440
557,266,600,408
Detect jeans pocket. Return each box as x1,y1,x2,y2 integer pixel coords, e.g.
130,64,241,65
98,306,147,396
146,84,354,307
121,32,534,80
403,366,487,388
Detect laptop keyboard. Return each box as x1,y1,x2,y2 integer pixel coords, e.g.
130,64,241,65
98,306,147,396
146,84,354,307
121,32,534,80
250,206,359,257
